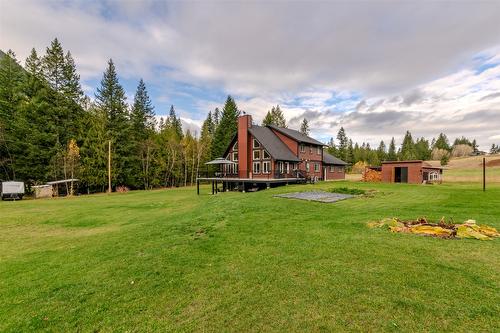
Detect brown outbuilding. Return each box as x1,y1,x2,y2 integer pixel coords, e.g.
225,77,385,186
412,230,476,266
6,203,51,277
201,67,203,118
381,160,443,184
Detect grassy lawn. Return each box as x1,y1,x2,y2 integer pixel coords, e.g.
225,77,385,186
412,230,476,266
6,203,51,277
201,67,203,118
1,181,499,332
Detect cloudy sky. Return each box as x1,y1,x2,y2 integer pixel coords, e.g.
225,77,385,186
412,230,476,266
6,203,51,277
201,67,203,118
1,0,500,149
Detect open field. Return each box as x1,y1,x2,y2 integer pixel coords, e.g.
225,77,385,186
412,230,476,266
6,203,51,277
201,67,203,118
1,181,499,332
428,154,500,183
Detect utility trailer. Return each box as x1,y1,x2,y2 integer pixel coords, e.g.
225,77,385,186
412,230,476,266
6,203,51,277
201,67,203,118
1,181,25,200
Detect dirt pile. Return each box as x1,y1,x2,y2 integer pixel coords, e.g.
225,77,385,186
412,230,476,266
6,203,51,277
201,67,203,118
368,217,499,240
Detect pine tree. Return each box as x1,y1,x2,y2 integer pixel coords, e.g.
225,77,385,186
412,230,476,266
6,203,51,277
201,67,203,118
42,38,65,92
0,50,24,180
346,139,354,165
95,59,131,187
80,106,109,192
25,48,42,79
336,127,348,161
387,137,397,160
212,96,239,158
262,110,274,126
200,111,214,162
168,105,183,139
300,118,309,135
399,130,417,160
377,140,387,162
270,105,286,127
433,133,451,151
62,51,83,103
131,79,155,139
415,137,431,160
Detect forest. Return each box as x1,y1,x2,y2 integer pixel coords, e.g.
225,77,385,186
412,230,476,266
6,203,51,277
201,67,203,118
0,39,493,193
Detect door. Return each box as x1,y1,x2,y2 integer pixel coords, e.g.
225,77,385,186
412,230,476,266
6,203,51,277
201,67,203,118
394,167,408,183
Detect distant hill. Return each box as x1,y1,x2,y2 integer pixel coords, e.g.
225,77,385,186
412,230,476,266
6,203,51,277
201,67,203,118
426,154,500,169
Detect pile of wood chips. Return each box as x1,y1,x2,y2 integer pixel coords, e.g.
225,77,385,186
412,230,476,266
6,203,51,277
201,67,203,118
368,217,500,240
362,169,382,182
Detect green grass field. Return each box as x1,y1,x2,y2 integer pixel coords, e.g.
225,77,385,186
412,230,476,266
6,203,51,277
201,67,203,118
1,181,499,332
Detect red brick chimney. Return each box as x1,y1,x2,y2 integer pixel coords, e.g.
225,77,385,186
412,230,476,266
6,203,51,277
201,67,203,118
238,114,252,178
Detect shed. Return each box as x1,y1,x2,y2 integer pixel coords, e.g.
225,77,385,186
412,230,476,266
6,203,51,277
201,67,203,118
381,161,443,184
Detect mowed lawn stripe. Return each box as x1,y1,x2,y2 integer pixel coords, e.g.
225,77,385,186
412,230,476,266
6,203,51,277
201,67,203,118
0,182,499,332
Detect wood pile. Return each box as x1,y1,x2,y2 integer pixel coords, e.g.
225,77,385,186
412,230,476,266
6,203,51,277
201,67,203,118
362,168,382,182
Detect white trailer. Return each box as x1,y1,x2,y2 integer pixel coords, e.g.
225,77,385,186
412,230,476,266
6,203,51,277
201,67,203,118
1,181,25,200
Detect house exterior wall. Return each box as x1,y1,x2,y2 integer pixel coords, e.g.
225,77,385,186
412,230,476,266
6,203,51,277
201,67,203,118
271,129,298,154
381,162,423,184
298,143,323,178
324,165,346,180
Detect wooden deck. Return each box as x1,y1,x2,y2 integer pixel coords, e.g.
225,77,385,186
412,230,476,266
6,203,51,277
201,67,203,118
196,177,305,194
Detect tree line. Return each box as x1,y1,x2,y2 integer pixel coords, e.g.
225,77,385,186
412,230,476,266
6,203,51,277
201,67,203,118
0,39,241,193
1,39,497,193
326,128,484,167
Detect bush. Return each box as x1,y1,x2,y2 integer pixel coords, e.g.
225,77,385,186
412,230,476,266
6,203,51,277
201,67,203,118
116,185,130,193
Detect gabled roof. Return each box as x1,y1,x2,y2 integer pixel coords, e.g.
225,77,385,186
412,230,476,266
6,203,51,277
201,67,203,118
267,125,325,146
322,152,348,165
248,126,300,162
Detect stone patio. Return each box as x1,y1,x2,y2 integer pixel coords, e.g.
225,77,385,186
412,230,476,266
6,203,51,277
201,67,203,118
274,191,355,203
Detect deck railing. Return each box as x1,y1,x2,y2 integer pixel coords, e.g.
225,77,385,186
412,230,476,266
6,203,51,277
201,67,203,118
197,169,307,180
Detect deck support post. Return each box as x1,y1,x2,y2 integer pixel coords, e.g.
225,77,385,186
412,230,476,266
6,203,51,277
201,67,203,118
197,179,199,195
211,180,214,195
266,183,270,189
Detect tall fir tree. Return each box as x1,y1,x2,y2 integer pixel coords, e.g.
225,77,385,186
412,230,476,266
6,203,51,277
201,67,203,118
200,111,215,162
399,130,417,160
415,137,431,160
433,133,451,151
130,79,155,139
336,127,348,161
300,118,309,135
387,137,397,160
262,105,286,127
168,105,183,140
95,59,131,186
377,140,387,162
212,96,239,158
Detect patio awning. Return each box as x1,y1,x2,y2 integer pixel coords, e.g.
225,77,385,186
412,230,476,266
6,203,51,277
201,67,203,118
46,179,79,185
205,158,236,165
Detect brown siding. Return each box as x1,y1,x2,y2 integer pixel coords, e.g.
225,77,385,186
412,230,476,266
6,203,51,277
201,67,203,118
324,165,346,180
271,129,298,154
381,161,423,184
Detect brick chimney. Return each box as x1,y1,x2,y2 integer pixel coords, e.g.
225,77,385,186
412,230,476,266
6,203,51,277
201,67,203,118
238,114,252,177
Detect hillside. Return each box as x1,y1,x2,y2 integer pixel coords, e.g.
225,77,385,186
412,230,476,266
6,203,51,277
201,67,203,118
427,154,500,183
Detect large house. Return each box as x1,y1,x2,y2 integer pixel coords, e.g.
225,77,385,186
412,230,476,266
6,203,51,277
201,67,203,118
221,114,347,181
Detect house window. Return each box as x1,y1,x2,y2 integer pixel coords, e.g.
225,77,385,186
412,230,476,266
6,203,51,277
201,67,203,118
233,152,238,161
306,162,310,172
232,164,238,174
253,150,260,160
253,161,261,174
330,165,335,172
309,145,313,153
285,162,289,174
263,161,270,174
253,139,260,149
300,144,305,153
263,150,271,160
277,161,284,173
314,163,319,172
317,146,321,155
233,141,238,151
338,166,343,173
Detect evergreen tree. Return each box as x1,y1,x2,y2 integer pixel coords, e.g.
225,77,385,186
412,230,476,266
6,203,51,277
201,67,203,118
415,137,431,160
130,79,155,139
168,105,183,139
387,137,397,160
346,139,354,165
95,59,131,186
80,106,108,192
262,110,273,126
212,96,239,158
300,118,309,135
399,130,417,160
42,38,65,92
0,50,24,180
472,139,479,153
213,107,220,128
62,51,84,103
377,140,387,162
336,127,348,161
433,133,451,151
25,48,42,79
200,111,214,162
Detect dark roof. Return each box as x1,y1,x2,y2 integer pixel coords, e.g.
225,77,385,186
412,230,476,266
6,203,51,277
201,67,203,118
322,152,348,165
267,125,325,146
248,126,300,162
382,160,423,164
